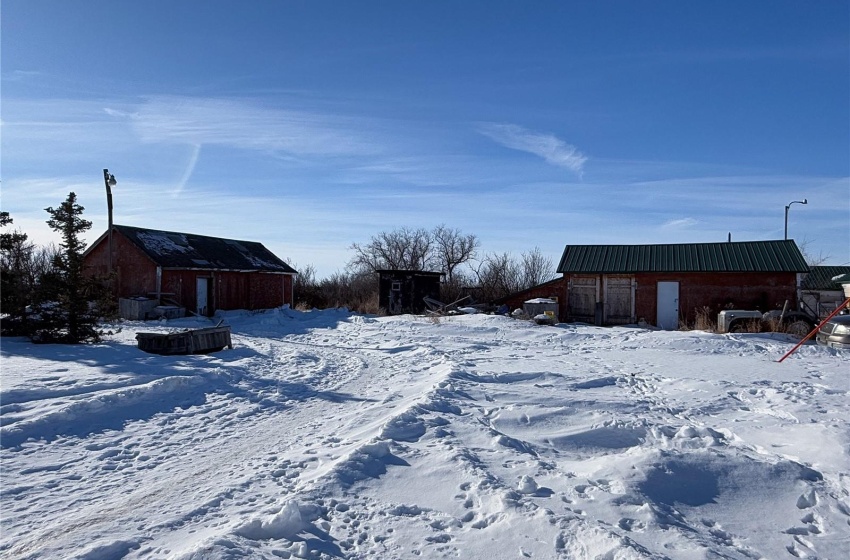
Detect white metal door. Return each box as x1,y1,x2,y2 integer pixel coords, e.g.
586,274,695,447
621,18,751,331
197,277,209,316
656,281,679,330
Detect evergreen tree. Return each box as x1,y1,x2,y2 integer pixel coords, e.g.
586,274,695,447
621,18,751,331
1,212,34,334
36,193,109,343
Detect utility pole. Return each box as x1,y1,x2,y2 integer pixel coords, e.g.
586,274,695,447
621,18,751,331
784,199,807,240
103,169,117,273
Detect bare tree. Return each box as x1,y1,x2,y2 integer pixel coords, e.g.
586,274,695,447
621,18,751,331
349,225,481,277
318,270,379,313
345,227,553,308
797,239,831,267
285,259,321,309
349,227,435,272
470,248,557,303
520,247,556,288
434,224,479,283
474,252,522,302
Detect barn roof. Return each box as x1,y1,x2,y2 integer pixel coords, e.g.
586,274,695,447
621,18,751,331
801,266,850,290
111,225,297,273
557,240,809,274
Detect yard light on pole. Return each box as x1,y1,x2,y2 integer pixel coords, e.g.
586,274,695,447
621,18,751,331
784,199,807,240
103,169,117,274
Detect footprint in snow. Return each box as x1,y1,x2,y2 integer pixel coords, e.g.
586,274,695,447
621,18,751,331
796,489,818,509
517,475,554,497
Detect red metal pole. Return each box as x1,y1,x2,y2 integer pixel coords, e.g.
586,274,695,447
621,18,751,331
777,296,850,362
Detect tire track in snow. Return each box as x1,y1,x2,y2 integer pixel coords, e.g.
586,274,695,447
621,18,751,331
2,317,457,559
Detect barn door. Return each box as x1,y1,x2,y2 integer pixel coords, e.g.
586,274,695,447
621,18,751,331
569,276,598,322
656,281,679,330
197,277,209,316
604,276,634,324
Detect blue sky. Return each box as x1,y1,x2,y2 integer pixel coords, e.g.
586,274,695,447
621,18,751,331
2,1,848,277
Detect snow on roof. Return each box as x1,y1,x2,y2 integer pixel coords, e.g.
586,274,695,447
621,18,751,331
113,224,297,273
136,231,193,255
831,273,850,284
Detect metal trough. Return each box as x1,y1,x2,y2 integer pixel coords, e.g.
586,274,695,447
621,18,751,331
136,325,233,355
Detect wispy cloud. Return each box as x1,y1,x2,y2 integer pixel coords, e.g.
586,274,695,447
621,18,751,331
661,218,698,229
174,143,202,196
477,123,587,176
125,96,382,158
3,70,42,82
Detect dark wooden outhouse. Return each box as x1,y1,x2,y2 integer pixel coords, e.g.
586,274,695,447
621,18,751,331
378,270,442,315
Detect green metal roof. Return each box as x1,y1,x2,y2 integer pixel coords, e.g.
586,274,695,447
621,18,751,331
557,240,809,274
801,266,850,290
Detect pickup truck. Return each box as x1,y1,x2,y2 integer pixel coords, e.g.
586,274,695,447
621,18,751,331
717,309,817,336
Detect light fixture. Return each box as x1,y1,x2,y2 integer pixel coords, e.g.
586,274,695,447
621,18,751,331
784,199,807,240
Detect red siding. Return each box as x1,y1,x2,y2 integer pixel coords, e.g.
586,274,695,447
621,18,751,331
215,271,289,310
562,271,798,327
161,270,200,311
161,270,292,313
283,274,293,307
633,272,798,326
85,233,158,297
85,230,295,314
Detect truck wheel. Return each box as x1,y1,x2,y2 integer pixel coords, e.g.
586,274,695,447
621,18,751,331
786,320,813,337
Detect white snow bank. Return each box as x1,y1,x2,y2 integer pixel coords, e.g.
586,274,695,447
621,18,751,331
236,500,304,540
2,309,848,559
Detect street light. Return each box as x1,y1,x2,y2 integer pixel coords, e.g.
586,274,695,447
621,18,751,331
103,169,117,274
784,199,807,240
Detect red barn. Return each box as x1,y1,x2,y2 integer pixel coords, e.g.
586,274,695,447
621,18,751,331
84,225,297,317
557,240,809,329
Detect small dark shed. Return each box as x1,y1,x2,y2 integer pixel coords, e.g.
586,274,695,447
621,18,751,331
378,270,442,315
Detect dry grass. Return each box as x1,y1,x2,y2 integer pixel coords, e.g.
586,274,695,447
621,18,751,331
693,306,717,332
679,306,717,332
354,293,381,315
763,317,783,333
738,319,765,333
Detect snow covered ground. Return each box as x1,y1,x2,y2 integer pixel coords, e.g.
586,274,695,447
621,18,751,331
1,308,848,559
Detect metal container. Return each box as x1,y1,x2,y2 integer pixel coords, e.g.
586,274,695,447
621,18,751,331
523,298,559,322
136,325,232,355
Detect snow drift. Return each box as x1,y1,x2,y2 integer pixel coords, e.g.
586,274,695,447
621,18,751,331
2,307,848,559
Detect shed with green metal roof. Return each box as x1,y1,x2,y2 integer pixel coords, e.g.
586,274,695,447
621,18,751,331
556,239,809,329
799,266,850,318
